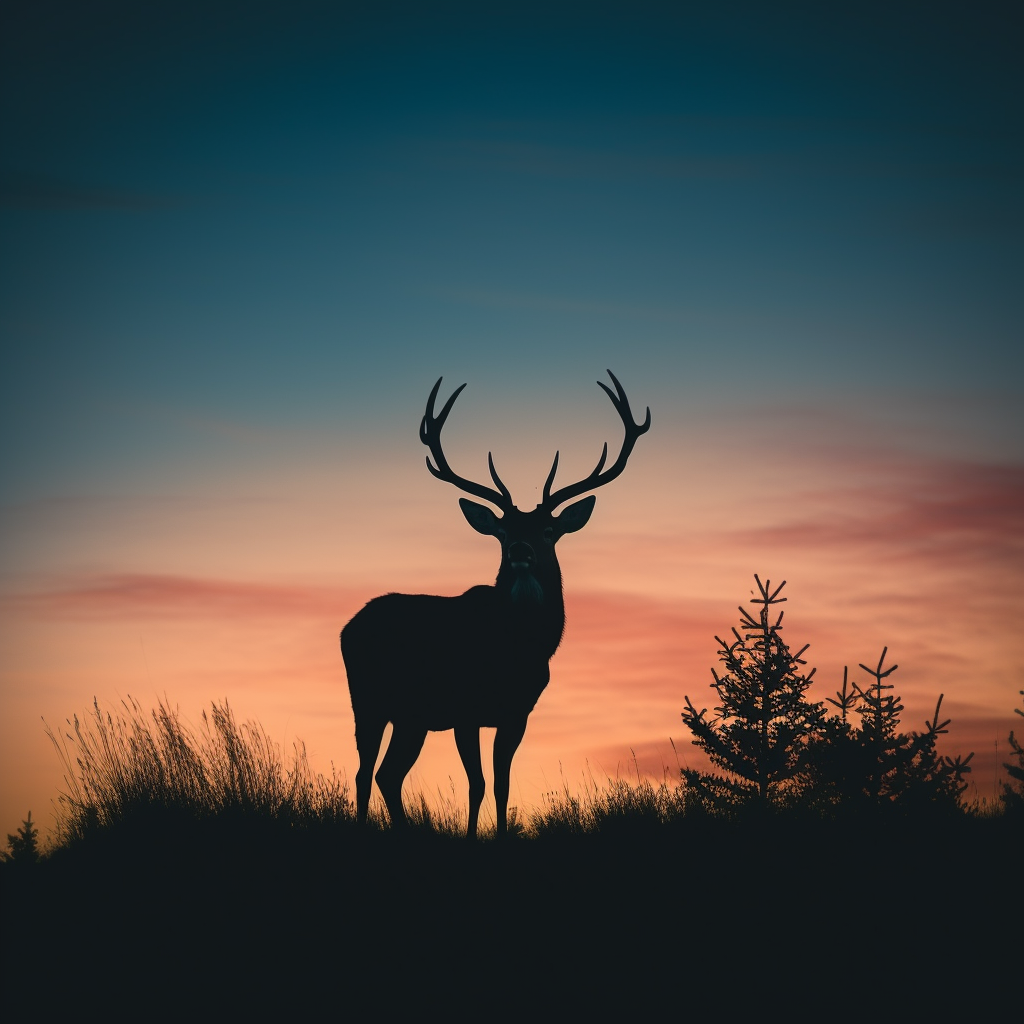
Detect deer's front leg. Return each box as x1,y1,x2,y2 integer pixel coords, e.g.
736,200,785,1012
493,717,528,838
455,725,485,839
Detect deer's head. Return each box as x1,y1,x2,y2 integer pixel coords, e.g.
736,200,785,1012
420,371,651,604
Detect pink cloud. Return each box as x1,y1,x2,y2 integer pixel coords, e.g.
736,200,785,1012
731,459,1024,564
7,574,368,622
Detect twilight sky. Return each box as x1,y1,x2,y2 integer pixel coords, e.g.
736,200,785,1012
2,1,1022,839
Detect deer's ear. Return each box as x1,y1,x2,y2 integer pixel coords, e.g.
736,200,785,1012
555,495,596,536
460,498,501,536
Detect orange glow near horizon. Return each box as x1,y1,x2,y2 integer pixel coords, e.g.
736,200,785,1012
2,436,1019,840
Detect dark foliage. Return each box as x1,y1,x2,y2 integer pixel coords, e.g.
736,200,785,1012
44,696,356,848
681,576,824,812
682,576,974,819
1002,690,1024,816
2,811,39,866
803,651,974,818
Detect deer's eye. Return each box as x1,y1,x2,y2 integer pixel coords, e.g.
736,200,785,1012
542,527,554,543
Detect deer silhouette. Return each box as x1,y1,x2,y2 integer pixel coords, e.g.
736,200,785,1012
340,370,650,836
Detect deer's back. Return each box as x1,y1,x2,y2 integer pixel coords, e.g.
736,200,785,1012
341,587,552,728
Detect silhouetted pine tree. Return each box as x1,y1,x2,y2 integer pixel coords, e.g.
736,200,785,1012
801,667,875,815
1001,690,1024,816
2,812,40,866
803,651,973,817
852,650,972,813
681,576,824,812
853,648,903,799
682,579,973,820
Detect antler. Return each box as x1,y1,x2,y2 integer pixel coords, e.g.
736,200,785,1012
541,369,651,511
420,377,515,512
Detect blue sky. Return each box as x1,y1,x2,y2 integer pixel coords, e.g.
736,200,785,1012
3,2,1020,494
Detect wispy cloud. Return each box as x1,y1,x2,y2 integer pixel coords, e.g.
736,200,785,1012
421,125,1021,186
426,139,754,181
422,283,691,322
730,459,1024,567
0,170,176,211
8,574,363,621
884,202,1024,238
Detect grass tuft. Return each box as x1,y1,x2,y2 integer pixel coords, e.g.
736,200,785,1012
528,769,687,838
45,696,354,845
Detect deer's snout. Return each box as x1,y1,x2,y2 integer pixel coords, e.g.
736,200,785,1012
507,541,535,570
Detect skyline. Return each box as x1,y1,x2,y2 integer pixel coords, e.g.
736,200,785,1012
2,2,1021,838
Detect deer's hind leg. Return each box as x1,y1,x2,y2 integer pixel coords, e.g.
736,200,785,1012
493,717,528,837
455,726,484,839
354,715,387,826
375,721,428,828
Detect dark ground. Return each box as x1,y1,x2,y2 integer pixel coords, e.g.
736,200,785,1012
2,816,1019,1020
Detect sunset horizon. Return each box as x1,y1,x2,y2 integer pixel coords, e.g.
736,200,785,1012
2,2,1022,844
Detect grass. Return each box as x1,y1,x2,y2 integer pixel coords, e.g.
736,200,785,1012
37,696,696,847
531,770,687,837
44,696,357,846
28,695,1024,850
34,697,736,847
2,699,1019,1021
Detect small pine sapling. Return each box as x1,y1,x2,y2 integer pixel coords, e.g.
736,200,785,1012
681,575,824,811
853,648,906,801
2,811,40,866
803,667,874,814
851,651,972,813
1000,690,1024,816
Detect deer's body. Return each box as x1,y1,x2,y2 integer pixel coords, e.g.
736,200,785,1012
341,372,649,837
343,581,561,730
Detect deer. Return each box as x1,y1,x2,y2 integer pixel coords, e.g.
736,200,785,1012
340,370,650,837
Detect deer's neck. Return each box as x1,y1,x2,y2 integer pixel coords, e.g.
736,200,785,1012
494,562,566,655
